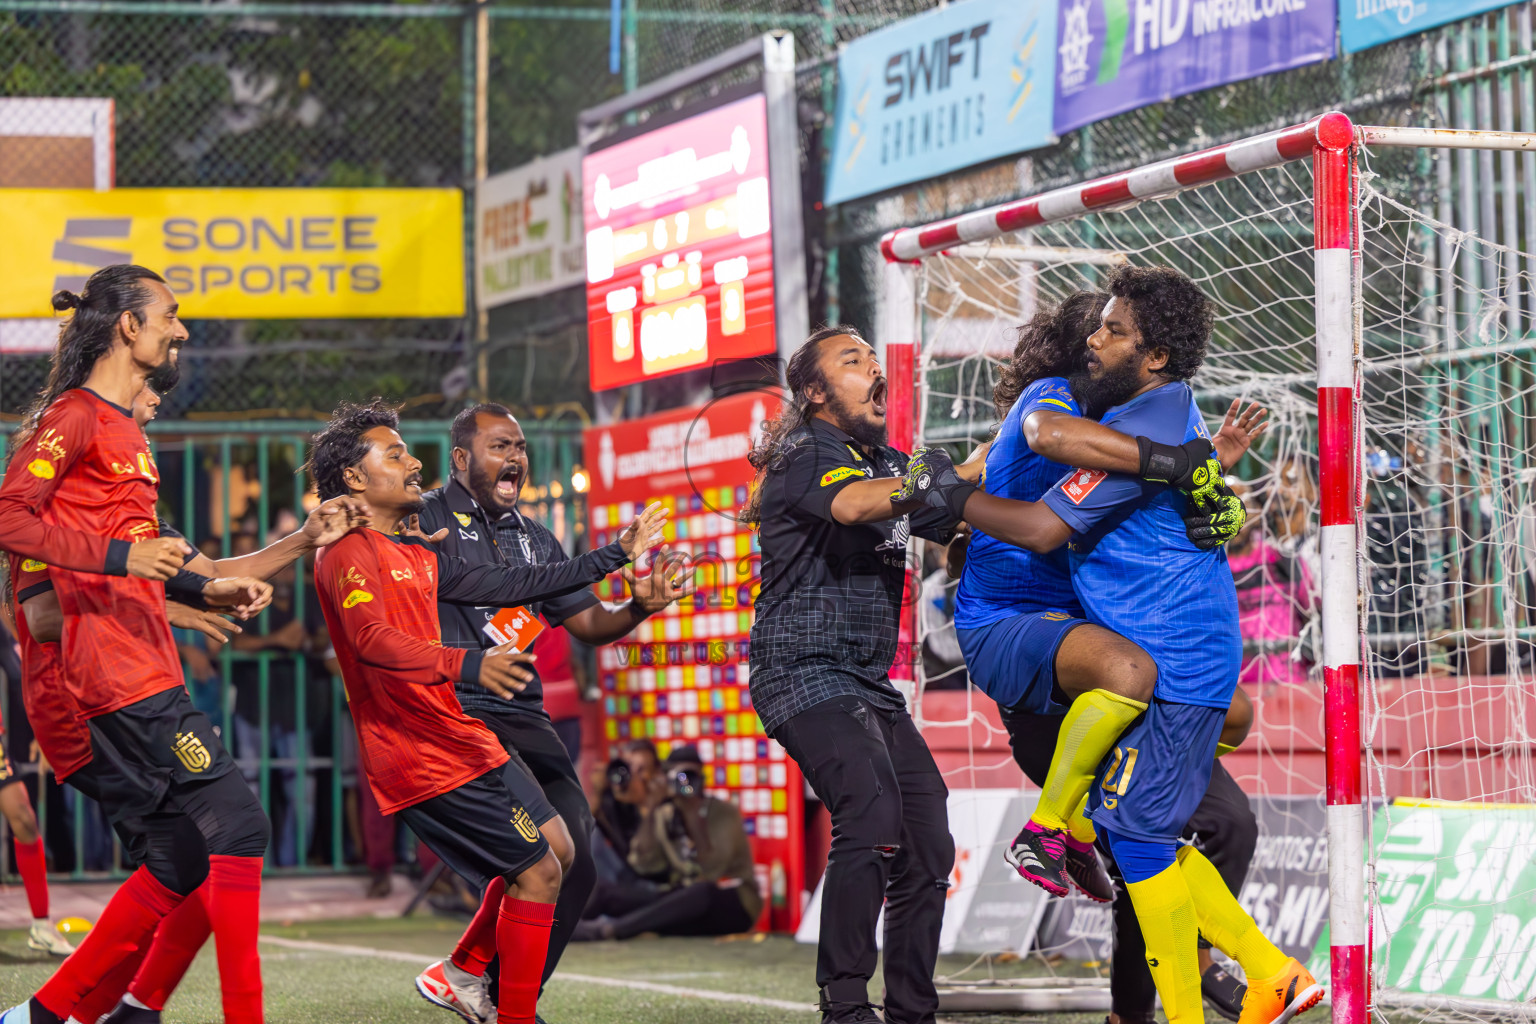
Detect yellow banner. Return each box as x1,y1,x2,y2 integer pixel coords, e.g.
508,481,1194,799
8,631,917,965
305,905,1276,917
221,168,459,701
0,188,464,318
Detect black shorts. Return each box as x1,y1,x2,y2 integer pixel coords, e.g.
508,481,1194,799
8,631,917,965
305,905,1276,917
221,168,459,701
85,687,236,824
397,767,550,890
467,707,574,826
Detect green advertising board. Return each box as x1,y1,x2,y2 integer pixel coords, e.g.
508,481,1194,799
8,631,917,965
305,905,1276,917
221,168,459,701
1311,799,1536,1003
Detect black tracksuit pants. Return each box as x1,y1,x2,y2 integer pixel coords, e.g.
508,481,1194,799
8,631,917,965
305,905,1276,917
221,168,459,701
775,694,955,1024
999,707,1259,1023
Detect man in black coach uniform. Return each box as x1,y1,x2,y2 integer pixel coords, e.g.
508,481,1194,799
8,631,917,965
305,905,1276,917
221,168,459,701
746,326,982,1024
417,403,692,1003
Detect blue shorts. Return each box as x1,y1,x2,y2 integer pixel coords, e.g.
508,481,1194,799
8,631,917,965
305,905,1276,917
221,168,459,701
1087,698,1225,844
955,610,1085,714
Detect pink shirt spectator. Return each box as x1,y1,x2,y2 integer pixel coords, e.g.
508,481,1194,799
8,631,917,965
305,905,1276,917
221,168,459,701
1229,533,1315,685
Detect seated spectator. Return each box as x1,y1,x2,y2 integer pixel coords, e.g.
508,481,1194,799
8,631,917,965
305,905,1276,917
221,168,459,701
576,745,760,941
584,740,667,921
1229,482,1315,685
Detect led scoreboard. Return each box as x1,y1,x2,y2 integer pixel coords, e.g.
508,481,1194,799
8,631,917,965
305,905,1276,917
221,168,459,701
583,94,780,391
583,392,805,930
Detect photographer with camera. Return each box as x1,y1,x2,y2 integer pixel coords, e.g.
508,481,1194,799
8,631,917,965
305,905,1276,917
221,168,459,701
575,745,760,941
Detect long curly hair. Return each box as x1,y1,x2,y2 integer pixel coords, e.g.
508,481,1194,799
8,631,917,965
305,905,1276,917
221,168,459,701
1105,264,1212,380
993,291,1108,416
10,265,166,454
739,324,861,526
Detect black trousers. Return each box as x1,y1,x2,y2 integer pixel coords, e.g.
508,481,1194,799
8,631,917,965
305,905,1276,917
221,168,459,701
466,706,596,988
999,707,1258,1023
775,695,954,1024
609,881,755,939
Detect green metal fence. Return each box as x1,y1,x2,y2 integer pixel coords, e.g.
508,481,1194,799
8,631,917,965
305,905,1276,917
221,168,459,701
0,415,584,878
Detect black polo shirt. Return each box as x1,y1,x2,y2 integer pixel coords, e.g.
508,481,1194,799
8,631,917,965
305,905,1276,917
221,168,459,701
418,478,601,719
748,418,956,735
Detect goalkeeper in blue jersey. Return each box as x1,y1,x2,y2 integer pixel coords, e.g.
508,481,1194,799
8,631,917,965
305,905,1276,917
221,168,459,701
899,266,1322,1024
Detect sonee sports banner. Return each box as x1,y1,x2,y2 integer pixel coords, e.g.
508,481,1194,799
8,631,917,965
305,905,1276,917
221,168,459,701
0,188,464,318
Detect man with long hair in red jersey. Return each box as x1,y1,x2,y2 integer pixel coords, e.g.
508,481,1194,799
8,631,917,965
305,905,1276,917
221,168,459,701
0,266,276,1024
306,398,671,1024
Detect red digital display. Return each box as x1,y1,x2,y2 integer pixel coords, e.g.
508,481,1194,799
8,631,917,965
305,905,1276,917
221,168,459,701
584,93,777,392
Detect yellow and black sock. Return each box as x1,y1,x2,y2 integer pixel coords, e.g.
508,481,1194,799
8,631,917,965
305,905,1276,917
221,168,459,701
1030,690,1146,831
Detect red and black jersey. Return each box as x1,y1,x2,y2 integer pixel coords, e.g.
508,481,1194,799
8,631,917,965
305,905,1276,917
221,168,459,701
317,527,628,814
0,389,183,717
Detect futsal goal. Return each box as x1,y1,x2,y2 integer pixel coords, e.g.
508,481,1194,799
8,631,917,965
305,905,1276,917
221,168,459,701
886,113,1536,1024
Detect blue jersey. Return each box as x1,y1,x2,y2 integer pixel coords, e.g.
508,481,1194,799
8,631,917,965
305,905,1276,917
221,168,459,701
954,377,1082,630
1041,381,1241,709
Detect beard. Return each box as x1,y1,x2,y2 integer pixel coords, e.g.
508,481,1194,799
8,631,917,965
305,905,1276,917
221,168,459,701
1068,361,1144,419
466,459,519,513
825,390,888,449
146,359,180,395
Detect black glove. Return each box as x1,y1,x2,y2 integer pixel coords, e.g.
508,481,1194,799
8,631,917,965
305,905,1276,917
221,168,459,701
1183,478,1247,550
892,446,976,519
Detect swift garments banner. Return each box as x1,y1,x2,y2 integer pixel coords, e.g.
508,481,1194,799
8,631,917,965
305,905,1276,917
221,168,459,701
1053,0,1336,134
0,187,464,318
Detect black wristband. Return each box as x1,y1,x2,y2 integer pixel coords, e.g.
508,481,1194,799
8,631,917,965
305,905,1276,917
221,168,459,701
1137,436,1190,483
166,568,214,606
943,481,978,520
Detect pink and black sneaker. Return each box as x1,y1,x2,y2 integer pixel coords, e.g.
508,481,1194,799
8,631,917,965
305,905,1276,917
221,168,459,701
1004,820,1071,897
1062,833,1115,903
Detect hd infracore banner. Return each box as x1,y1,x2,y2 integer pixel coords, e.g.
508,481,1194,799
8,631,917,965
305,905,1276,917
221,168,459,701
0,188,464,318
824,0,1058,206
1053,0,1337,135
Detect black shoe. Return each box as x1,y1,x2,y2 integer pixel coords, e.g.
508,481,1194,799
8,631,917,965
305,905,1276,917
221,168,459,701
1003,821,1071,897
102,1000,163,1024
1061,835,1115,903
818,995,883,1024
1202,963,1247,1022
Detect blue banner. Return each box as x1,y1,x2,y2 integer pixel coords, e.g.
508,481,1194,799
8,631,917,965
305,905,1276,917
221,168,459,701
1341,0,1519,54
824,0,1057,207
1053,0,1337,135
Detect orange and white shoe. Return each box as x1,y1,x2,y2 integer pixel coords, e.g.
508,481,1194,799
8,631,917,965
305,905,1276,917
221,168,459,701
416,959,494,1024
1237,959,1325,1024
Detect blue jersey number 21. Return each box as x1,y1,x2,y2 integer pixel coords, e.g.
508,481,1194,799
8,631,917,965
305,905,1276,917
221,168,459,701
1100,745,1140,810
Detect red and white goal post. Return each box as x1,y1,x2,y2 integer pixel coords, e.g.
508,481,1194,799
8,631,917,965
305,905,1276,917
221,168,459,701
883,113,1536,1023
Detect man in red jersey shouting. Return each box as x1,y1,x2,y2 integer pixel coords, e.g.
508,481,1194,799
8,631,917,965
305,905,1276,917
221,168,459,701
306,398,669,1024
0,266,275,1024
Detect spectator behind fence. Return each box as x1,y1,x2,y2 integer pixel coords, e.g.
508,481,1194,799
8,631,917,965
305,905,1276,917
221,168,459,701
1229,482,1315,685
575,745,760,941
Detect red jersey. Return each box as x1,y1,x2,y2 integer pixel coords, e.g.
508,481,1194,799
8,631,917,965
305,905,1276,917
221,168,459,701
317,527,627,814
11,559,91,779
0,389,182,717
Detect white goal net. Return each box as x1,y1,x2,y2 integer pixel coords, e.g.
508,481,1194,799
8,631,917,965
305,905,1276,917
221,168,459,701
902,133,1536,1019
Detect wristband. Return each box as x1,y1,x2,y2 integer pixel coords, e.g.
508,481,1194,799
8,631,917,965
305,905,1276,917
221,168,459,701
165,568,214,606
942,480,979,520
1136,436,1189,483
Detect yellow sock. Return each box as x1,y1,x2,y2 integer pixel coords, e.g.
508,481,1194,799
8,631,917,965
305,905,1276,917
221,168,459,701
1067,795,1097,846
1030,690,1147,831
1215,741,1239,757
1125,863,1206,1024
1176,846,1290,979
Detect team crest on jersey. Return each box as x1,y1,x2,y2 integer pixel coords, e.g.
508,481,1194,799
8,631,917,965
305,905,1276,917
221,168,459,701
1040,611,1074,622
20,559,45,573
342,589,374,609
454,512,472,527
510,807,540,843
172,731,212,773
1063,468,1108,504
821,466,860,487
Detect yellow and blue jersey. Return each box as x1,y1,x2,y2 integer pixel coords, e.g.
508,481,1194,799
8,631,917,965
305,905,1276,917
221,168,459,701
1041,381,1241,710
953,377,1083,630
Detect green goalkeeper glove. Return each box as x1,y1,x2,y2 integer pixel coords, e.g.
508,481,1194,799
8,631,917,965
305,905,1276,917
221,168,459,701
892,446,976,520
1182,479,1247,550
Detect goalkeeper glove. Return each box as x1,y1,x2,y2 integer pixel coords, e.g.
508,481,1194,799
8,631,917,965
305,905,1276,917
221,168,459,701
892,446,976,520
1182,480,1247,550
1137,435,1226,508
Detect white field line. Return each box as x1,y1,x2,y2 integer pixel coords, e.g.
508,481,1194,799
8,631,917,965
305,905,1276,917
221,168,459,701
257,934,819,1014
